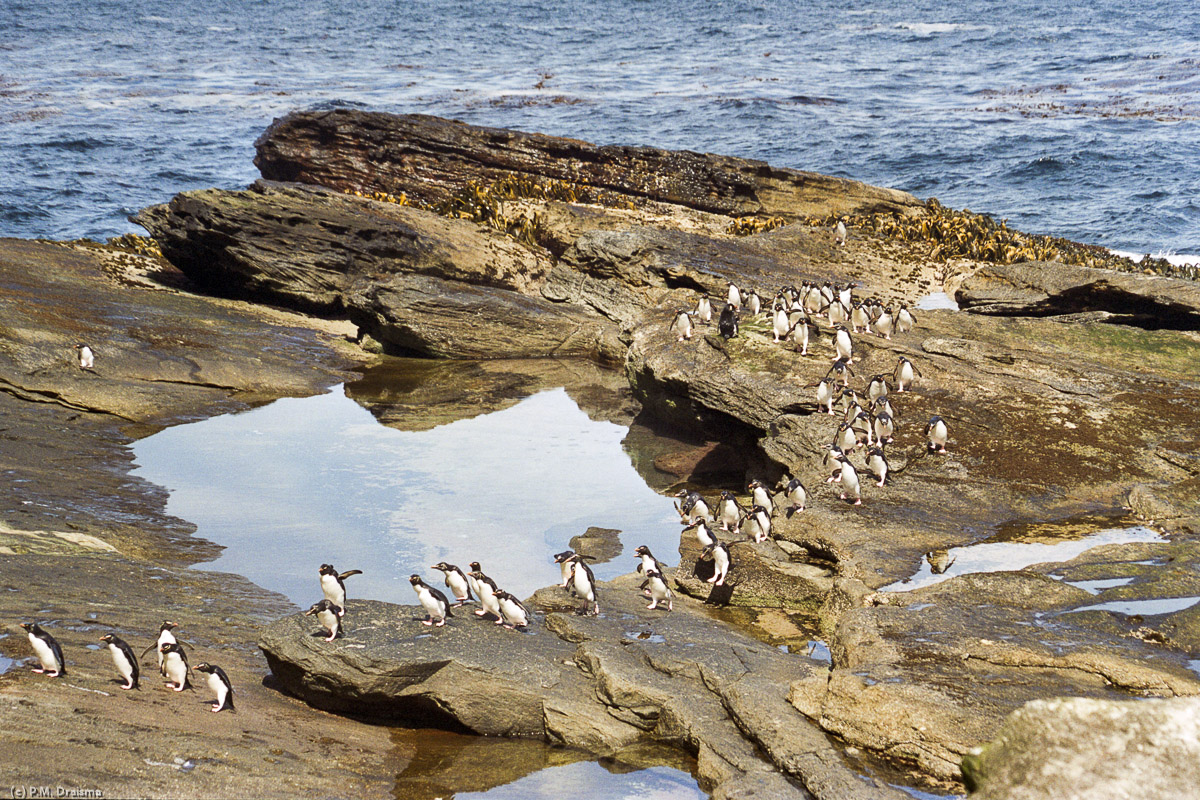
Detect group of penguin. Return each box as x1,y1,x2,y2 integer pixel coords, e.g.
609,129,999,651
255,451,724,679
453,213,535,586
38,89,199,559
18,620,235,713
671,269,951,508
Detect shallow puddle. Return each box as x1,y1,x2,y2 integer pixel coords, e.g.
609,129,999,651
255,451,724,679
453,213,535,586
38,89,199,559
881,524,1163,592
132,366,682,607
1065,596,1200,616
916,292,959,311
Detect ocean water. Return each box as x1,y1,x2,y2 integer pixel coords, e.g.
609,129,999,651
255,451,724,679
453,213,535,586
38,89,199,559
1,0,1197,255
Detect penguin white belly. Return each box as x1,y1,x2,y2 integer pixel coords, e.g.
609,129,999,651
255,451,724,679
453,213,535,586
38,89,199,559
773,310,789,341
446,572,470,601
156,631,175,674
480,590,501,618
840,462,862,505
164,653,188,690
712,550,730,585
317,608,340,640
321,574,346,607
499,597,528,627
29,634,59,673
207,672,229,709
752,487,772,513
108,643,134,684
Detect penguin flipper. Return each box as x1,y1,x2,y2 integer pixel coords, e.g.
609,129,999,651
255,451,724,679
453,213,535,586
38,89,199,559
139,642,159,660
339,569,363,580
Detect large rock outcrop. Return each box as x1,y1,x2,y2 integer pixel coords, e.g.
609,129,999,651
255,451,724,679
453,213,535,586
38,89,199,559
253,109,924,221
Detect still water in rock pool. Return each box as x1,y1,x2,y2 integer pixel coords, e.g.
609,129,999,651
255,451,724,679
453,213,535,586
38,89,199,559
132,380,681,608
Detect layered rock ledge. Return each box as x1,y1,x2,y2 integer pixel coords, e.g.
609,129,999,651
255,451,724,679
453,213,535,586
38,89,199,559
133,111,1200,796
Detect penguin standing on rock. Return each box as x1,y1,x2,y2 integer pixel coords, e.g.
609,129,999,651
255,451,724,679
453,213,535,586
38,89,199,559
695,295,713,324
566,554,599,616
74,343,95,371
925,416,949,453
193,663,235,713
834,218,848,246
673,310,694,342
834,325,854,364
836,453,863,506
319,564,363,617
684,518,718,548
894,356,921,392
782,478,808,517
410,574,453,627
748,479,774,516
718,303,739,339
160,642,191,691
744,505,772,543
727,282,742,310
816,378,837,415
641,569,674,611
468,563,503,620
141,621,178,676
432,562,475,606
897,304,916,333
553,550,578,588
100,633,139,689
494,590,530,629
866,446,890,487
716,490,743,532
305,599,342,642
701,541,732,586
634,545,667,576
674,490,711,524
21,623,65,677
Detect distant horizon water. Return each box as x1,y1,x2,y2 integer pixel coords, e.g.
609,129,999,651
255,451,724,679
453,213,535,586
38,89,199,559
1,0,1197,256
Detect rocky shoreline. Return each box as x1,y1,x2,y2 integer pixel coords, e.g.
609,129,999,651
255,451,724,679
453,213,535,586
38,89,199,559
3,110,1200,799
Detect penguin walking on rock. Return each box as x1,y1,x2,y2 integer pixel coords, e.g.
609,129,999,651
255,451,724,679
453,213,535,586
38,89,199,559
748,479,774,516
867,375,889,405
140,620,178,677
782,478,808,517
432,562,475,606
746,290,763,317
897,304,916,333
827,358,854,388
836,453,863,506
21,623,65,677
160,642,191,691
319,564,362,617
716,490,744,532
684,518,718,549
193,663,235,713
494,590,530,629
641,569,674,611
566,554,599,616
866,446,890,487
743,505,772,543
718,303,739,339
788,312,811,355
74,343,95,371
634,545,667,576
925,416,949,453
410,574,453,627
695,295,713,324
834,218,848,246
833,325,854,364
468,563,503,620
554,550,578,588
873,411,896,445
875,307,894,340
701,541,732,586
824,445,846,484
306,599,342,642
727,282,742,310
674,490,711,524
673,310,694,342
894,356,921,392
816,378,837,415
100,633,139,689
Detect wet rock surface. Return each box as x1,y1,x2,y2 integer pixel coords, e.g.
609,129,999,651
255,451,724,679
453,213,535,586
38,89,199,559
9,110,1200,797
261,574,912,800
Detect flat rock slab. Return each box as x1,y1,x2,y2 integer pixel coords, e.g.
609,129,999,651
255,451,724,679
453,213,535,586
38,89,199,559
261,578,912,800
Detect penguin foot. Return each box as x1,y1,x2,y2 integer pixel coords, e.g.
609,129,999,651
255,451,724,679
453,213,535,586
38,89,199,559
210,705,221,713
434,620,446,627
422,619,433,626
31,668,45,674
324,635,336,642
877,480,886,487
493,618,505,625
852,499,862,506
706,576,718,584
473,609,488,616
173,685,186,692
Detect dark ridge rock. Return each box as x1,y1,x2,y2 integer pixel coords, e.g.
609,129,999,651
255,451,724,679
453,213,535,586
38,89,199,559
133,181,622,360
956,261,1200,329
133,180,554,313
254,109,924,221
568,526,623,565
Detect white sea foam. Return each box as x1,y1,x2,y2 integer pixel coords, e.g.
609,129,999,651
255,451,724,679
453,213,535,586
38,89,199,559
1110,248,1200,268
893,22,988,36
